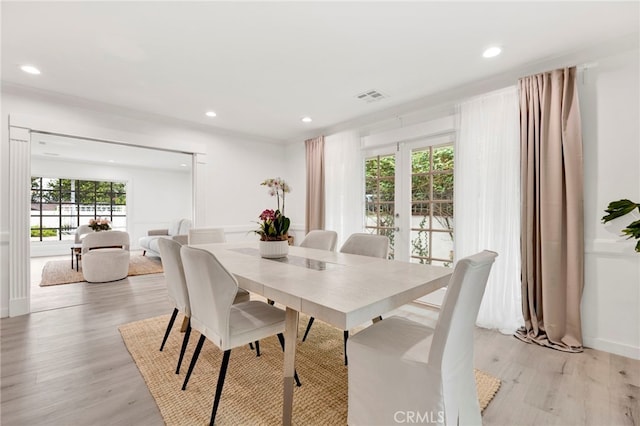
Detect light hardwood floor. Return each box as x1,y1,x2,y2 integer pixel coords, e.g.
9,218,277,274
1,255,638,425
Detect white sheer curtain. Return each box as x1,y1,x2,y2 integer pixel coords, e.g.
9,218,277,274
455,86,523,333
325,130,363,248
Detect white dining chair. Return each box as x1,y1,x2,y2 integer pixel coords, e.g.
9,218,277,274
179,245,300,424
339,232,390,258
298,230,338,342
299,230,338,251
157,238,251,376
347,250,498,426
302,232,390,365
186,227,251,307
188,227,226,244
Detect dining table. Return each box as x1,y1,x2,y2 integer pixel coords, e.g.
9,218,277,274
191,240,453,425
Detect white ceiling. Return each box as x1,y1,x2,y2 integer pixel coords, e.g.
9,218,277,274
2,1,639,143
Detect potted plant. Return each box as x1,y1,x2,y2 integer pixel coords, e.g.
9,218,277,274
255,178,291,258
88,218,111,232
602,199,640,253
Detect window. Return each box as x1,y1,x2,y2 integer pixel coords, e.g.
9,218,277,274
30,177,127,241
410,144,454,266
363,138,454,266
365,154,396,259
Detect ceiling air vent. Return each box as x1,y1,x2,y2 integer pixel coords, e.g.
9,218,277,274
355,89,388,103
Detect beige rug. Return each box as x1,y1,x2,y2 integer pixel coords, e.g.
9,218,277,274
119,314,501,425
40,254,163,286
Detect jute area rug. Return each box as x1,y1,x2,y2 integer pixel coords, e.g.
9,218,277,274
39,255,163,286
119,314,501,425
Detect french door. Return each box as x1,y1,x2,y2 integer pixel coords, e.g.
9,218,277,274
364,133,455,265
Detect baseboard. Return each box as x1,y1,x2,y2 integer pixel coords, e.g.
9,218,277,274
583,336,640,360
9,297,30,317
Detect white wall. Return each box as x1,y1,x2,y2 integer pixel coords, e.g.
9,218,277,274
1,87,288,317
30,157,192,256
284,48,640,359
580,48,640,359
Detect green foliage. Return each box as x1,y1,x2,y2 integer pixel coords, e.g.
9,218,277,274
31,226,56,238
411,215,430,264
31,177,126,204
602,199,640,253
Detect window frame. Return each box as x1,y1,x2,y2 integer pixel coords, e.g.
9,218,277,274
30,176,127,242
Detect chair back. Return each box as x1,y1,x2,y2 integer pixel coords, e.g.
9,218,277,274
340,233,389,259
180,246,239,348
300,230,338,251
82,231,130,254
188,228,226,244
75,224,94,243
428,250,497,371
158,238,191,316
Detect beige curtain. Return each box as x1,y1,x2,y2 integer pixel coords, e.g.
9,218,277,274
305,136,325,233
516,67,584,352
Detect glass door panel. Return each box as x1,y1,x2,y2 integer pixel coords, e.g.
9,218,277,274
410,144,454,265
364,154,396,259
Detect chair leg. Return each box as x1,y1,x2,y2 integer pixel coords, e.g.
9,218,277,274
182,334,205,390
176,319,192,374
160,308,179,351
210,349,231,426
277,333,301,387
301,317,315,342
142,250,146,256
343,330,349,366
248,341,260,356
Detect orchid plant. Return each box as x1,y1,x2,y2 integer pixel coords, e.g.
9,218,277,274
255,178,291,241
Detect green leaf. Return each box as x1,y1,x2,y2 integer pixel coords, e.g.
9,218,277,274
602,199,640,223
621,219,640,240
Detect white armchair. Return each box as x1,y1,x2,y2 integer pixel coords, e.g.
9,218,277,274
74,224,94,243
139,218,192,257
81,231,131,283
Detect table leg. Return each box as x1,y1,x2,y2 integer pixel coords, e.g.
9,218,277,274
282,307,299,426
180,316,190,333
71,247,74,269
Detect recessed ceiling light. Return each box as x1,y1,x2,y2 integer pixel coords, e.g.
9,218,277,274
482,46,502,58
205,111,217,117
108,160,115,163
180,163,187,167
301,117,312,123
20,65,41,75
